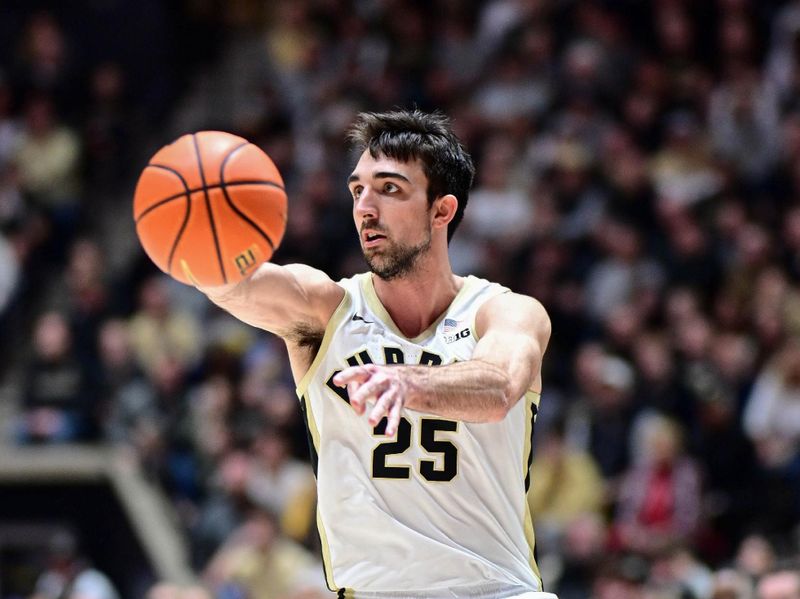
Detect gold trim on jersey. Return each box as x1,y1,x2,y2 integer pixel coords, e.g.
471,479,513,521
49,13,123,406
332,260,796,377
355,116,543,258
296,289,353,399
317,506,338,591
299,393,338,591
523,391,542,586
360,273,477,343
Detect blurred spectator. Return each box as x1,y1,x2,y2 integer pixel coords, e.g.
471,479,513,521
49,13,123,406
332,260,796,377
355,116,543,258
735,535,778,584
17,311,93,443
549,514,608,599
647,547,714,599
471,49,551,127
82,62,131,193
31,531,119,599
711,568,754,599
709,66,780,181
50,237,112,370
128,276,203,379
11,12,80,113
584,219,664,323
188,374,236,470
13,94,81,257
631,333,690,423
0,73,21,168
203,509,327,599
0,227,20,316
146,582,212,599
528,417,605,551
756,567,800,599
591,555,649,599
745,337,800,469
98,318,159,454
245,425,316,544
151,354,198,500
192,450,252,568
547,141,606,243
690,360,758,555
612,414,702,557
463,134,534,253
565,348,637,481
650,112,722,209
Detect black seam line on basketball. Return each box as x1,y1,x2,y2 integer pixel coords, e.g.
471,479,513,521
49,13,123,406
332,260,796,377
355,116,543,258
192,134,227,284
134,180,285,224
144,164,193,275
219,142,276,251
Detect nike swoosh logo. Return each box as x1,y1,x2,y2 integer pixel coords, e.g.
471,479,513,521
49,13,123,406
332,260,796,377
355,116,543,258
352,314,374,324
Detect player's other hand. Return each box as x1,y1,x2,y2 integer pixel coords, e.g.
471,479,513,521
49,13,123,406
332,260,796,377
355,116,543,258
334,364,407,435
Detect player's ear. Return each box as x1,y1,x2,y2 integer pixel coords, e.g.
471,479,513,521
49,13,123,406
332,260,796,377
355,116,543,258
431,194,457,231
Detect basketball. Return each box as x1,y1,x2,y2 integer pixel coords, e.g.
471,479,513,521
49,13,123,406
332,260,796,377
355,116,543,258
132,131,287,287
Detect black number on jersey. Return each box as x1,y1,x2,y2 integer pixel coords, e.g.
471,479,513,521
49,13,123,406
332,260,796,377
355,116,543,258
419,419,458,481
372,418,458,482
372,417,412,479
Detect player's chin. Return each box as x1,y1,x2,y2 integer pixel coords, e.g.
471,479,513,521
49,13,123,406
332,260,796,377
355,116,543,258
361,245,384,259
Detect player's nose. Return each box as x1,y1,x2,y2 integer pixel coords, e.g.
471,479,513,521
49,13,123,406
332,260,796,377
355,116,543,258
354,187,378,219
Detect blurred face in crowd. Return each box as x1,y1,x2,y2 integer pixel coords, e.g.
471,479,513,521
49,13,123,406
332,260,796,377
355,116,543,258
139,276,170,318
98,319,132,368
34,312,71,360
757,571,800,599
646,419,681,466
638,334,672,376
736,535,775,578
349,151,440,280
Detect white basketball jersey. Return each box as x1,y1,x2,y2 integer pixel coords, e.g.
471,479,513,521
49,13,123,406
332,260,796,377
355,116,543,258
296,273,543,598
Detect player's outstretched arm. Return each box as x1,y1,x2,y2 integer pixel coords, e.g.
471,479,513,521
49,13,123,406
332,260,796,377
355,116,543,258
199,262,345,339
334,293,551,434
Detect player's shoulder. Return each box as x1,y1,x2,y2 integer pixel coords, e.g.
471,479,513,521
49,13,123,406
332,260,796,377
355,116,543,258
279,263,347,317
476,287,550,337
282,263,337,286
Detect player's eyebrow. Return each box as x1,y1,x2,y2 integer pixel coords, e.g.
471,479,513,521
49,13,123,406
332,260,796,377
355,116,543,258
347,171,411,184
373,171,410,183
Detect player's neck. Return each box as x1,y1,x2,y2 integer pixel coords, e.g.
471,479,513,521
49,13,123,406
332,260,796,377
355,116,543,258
371,251,462,338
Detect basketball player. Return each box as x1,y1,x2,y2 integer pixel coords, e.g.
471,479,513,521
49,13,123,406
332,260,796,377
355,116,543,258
198,110,554,599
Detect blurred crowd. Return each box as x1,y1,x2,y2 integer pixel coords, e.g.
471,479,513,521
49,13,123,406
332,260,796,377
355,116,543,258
3,0,800,597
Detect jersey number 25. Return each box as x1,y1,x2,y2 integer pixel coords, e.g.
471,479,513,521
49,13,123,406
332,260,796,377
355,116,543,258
372,417,458,482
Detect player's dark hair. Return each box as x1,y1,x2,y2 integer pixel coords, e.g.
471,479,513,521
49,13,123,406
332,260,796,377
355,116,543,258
348,109,476,243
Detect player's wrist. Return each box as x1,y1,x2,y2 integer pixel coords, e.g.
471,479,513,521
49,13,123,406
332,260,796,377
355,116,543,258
197,279,242,300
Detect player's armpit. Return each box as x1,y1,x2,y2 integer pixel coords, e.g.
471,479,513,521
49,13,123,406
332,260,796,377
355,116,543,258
199,262,345,337
473,293,551,411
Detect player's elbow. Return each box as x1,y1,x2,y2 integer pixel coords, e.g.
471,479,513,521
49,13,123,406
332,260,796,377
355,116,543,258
485,401,510,422
484,380,515,423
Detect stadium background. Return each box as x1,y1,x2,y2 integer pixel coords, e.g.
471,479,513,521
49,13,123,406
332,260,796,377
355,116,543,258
1,0,799,597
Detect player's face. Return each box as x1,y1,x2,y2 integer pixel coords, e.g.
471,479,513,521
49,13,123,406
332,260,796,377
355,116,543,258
348,150,433,280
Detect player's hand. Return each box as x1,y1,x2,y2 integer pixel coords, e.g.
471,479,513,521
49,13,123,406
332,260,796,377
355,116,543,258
333,364,407,435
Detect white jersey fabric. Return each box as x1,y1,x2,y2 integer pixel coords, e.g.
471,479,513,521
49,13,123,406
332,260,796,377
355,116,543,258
296,273,544,598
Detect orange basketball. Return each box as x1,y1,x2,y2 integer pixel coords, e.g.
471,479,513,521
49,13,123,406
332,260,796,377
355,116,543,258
132,131,287,287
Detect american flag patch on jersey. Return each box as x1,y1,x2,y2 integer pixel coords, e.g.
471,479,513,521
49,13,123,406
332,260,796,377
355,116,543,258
443,318,459,332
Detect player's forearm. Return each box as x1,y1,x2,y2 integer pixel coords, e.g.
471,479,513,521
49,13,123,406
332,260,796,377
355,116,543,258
403,360,513,422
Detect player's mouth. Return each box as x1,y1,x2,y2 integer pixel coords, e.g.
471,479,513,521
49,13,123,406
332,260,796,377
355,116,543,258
362,230,387,248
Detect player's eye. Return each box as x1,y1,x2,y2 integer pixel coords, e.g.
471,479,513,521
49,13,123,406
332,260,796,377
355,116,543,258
352,186,363,200
384,182,399,193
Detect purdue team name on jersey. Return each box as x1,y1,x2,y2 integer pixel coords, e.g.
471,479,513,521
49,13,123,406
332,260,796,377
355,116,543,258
296,273,542,598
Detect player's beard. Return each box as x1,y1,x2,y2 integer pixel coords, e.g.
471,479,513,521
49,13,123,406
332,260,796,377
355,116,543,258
363,230,432,281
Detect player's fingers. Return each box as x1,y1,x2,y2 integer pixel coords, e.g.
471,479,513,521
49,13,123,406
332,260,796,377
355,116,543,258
368,388,396,427
351,377,387,412
333,366,371,387
346,381,365,413
385,396,404,436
